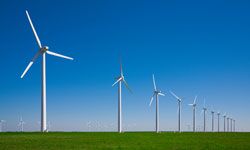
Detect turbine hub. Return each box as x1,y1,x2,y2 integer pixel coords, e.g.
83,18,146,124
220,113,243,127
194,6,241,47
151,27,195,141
41,46,49,53
155,90,160,94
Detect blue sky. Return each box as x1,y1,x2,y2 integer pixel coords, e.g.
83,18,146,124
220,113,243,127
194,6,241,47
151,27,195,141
0,0,249,132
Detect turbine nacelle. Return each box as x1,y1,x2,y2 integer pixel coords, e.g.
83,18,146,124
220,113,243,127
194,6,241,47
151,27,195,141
149,74,165,106
169,91,182,102
223,113,227,117
41,46,49,53
112,63,132,93
154,90,163,95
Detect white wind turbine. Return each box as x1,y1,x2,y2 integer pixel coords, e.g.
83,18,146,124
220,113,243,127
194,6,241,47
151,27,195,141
0,120,5,132
217,111,220,132
201,99,207,132
223,113,226,132
227,117,230,132
169,91,182,132
149,74,165,133
188,96,198,132
18,116,25,132
112,61,132,133
233,119,235,132
47,121,51,132
20,10,74,132
230,118,233,132
211,108,215,132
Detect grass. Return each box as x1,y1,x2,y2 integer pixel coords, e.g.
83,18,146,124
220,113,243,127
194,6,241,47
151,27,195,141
0,132,250,150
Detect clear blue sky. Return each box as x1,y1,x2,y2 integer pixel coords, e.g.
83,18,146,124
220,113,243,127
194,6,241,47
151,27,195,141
0,0,249,132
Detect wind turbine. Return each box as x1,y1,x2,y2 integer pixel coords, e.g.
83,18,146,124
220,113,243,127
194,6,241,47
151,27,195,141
188,96,198,132
112,61,132,133
18,116,25,132
201,99,207,132
149,74,165,133
20,10,74,132
233,119,235,132
230,118,233,132
217,111,220,132
223,113,226,132
211,108,215,132
170,91,182,132
47,121,51,132
227,117,229,132
0,120,5,132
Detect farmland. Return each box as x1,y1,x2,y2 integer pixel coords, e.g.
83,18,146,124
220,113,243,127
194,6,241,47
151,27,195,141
0,132,249,150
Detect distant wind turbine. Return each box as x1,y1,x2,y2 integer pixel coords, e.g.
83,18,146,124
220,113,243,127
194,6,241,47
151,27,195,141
217,111,220,132
223,113,226,132
0,120,5,132
149,74,165,133
230,118,233,132
201,99,207,132
20,10,73,132
18,116,25,132
233,119,235,132
211,108,215,132
47,121,51,132
188,96,198,132
227,117,230,132
112,61,132,133
170,91,182,132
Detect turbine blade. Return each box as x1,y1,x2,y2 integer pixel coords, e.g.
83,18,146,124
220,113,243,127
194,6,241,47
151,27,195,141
120,59,123,77
46,51,73,60
170,91,181,100
193,95,197,104
177,104,179,114
203,99,206,108
112,77,122,87
200,109,204,115
149,93,155,106
158,92,165,96
21,62,33,78
21,50,41,78
123,79,132,93
152,74,157,91
25,10,42,48
188,104,193,106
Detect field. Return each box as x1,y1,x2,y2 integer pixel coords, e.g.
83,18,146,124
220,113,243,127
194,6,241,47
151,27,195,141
0,132,250,150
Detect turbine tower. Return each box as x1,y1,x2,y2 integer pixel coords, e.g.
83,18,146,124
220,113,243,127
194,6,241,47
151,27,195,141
223,113,226,132
170,91,182,132
201,99,207,132
149,74,165,133
211,109,215,132
217,111,220,132
188,96,198,132
112,61,132,133
18,116,25,132
21,10,74,132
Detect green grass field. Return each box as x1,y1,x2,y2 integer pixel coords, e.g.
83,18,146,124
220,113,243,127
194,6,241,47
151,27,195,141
0,132,249,150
